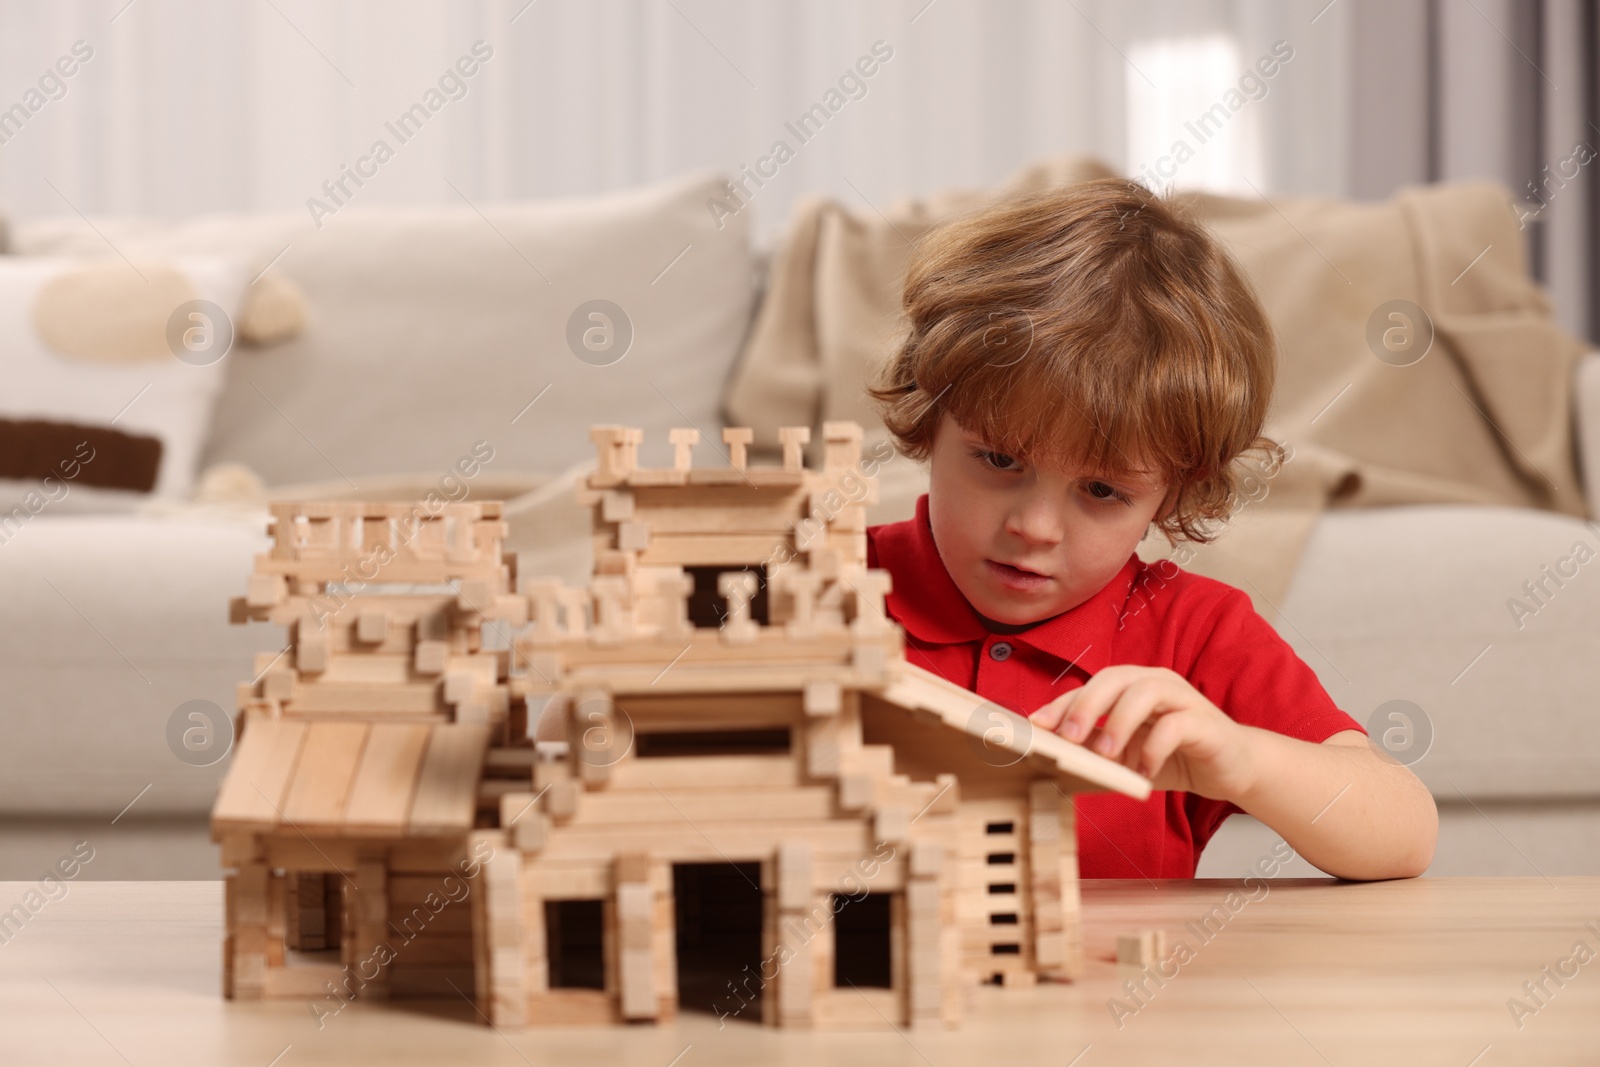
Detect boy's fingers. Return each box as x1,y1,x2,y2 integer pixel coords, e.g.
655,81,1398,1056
1117,722,1156,776
1033,688,1080,732
1059,679,1117,742
1088,687,1152,755
1135,715,1183,779
1090,678,1168,760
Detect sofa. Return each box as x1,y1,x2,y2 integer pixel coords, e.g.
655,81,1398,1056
2,167,1597,880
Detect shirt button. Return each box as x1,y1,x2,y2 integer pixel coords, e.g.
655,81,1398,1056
989,641,1013,662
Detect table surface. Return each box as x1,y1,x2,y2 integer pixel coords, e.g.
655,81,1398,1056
1,878,1596,1066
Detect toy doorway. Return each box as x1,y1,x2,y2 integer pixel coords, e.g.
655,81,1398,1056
283,871,344,962
672,861,764,1019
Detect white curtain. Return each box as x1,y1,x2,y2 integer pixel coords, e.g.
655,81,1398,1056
0,0,1350,250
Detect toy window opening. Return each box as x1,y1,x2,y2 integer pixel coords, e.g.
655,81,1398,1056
545,899,605,990
832,891,892,988
634,728,791,758
684,565,770,628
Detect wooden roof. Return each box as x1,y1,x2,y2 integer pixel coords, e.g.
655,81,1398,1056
211,714,490,839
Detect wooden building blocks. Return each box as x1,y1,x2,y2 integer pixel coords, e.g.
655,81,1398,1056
210,421,1152,1029
1116,929,1167,967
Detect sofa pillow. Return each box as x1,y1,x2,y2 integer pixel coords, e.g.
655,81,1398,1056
0,255,250,514
11,169,760,483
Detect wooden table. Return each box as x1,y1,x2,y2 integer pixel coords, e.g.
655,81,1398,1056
2,878,1596,1066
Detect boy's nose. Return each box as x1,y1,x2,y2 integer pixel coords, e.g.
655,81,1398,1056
1003,500,1065,546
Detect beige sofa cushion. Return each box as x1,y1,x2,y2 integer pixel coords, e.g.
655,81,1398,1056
1280,503,1600,800
12,169,757,484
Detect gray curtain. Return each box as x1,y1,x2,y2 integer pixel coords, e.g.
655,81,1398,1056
1348,0,1598,344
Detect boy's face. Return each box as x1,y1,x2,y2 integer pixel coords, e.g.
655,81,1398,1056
926,411,1177,626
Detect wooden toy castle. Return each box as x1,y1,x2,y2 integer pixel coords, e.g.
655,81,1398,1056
211,421,1151,1029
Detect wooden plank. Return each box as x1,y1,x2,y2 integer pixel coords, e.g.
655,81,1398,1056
776,845,816,1028
636,533,799,567
611,694,801,728
344,724,432,836
881,662,1150,800
805,717,846,779
777,841,812,911
408,723,491,835
282,712,452,728
680,466,804,488
803,680,842,716
607,754,798,791
255,559,504,584
318,654,417,685
526,865,611,900
288,682,443,715
812,988,901,1029
281,722,370,829
525,989,615,1025
1028,780,1065,974
906,876,942,1023
617,882,656,1020
356,609,389,644
550,636,864,671
230,864,270,998
629,496,805,535
571,785,837,826
353,860,390,998
874,804,910,845
212,715,309,832
414,640,448,675
262,962,347,997
543,777,579,823
501,794,547,853
614,853,651,886
213,713,283,830
470,835,494,1015
1055,794,1084,980
482,839,527,1025
549,660,886,696
776,901,814,1026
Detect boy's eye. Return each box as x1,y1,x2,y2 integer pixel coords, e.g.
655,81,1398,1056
1085,481,1131,504
973,448,1020,471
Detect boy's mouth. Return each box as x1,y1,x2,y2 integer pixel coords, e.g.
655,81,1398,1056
985,558,1052,589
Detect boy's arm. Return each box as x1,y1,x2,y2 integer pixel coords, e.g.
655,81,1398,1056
1034,665,1440,881
1232,726,1438,880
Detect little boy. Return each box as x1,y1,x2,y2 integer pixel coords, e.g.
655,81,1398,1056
864,178,1437,880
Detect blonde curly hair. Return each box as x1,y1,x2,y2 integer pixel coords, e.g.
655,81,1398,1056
866,177,1283,548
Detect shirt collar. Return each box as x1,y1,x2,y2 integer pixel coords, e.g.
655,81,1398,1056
878,493,1138,676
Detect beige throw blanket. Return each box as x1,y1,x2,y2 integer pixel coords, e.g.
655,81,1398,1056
724,156,1590,623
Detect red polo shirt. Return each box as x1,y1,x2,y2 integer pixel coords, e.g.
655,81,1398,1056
866,493,1366,879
